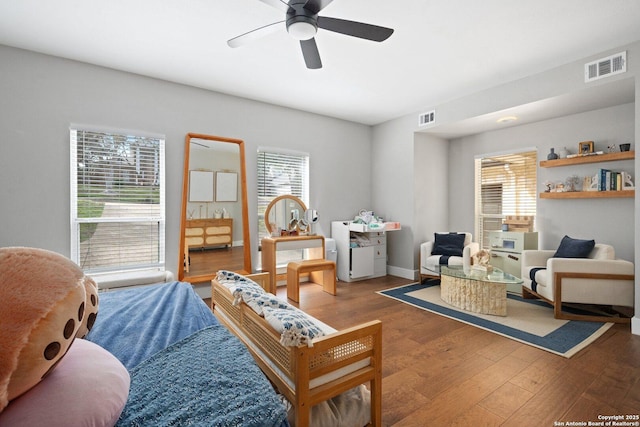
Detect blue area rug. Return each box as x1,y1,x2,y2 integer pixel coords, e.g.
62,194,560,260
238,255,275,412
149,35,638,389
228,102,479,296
378,281,613,358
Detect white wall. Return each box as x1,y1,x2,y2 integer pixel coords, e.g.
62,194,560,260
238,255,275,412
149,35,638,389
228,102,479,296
0,45,372,274
370,115,419,278
412,133,449,268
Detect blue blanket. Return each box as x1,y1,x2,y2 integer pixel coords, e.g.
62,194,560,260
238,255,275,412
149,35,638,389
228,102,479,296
116,326,288,427
87,281,218,370
86,281,289,427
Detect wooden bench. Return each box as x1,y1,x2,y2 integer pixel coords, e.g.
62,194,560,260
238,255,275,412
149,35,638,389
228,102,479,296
211,273,382,427
286,259,336,302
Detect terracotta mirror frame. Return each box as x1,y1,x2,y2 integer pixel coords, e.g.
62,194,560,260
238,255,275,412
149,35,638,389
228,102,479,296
264,194,308,235
178,133,252,282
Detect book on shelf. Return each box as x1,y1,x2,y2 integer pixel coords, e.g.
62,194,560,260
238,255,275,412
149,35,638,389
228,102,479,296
597,169,628,191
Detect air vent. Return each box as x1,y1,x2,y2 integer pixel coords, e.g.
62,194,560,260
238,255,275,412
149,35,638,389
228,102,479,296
585,51,626,82
418,110,436,127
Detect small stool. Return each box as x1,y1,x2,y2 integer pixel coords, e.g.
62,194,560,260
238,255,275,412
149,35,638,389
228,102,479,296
286,259,337,302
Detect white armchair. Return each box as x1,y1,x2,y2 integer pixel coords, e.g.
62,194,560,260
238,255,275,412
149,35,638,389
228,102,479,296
420,232,480,279
521,243,634,323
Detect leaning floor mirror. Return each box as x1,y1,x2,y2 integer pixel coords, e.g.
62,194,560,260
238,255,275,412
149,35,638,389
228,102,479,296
178,133,252,283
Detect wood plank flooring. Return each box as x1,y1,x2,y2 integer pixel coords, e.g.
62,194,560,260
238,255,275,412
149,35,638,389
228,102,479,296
206,275,640,426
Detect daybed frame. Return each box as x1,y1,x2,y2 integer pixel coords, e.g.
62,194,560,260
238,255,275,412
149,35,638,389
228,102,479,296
212,273,382,427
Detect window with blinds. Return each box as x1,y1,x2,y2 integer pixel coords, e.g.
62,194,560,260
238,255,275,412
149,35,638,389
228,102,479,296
474,150,537,248
70,128,165,275
257,149,309,244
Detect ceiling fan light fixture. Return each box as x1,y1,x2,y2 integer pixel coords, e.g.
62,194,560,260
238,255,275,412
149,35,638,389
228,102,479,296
287,21,317,40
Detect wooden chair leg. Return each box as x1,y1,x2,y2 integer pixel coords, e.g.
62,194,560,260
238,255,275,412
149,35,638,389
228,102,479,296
554,272,633,323
287,266,300,302
322,269,336,295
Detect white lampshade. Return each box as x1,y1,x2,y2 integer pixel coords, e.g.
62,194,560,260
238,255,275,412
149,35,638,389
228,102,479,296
287,21,316,40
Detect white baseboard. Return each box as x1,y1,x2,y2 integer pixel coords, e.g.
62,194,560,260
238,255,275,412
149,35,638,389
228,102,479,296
387,265,419,281
632,316,640,336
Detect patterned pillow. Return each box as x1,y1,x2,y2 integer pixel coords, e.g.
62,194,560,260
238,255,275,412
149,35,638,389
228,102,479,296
262,307,326,348
242,291,292,316
216,270,265,305
216,270,262,288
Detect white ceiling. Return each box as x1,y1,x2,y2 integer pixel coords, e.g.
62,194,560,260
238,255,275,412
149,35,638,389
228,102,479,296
1,0,640,126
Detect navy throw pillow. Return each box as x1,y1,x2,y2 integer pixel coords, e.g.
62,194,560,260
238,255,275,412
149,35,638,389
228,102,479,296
432,233,465,257
553,235,595,258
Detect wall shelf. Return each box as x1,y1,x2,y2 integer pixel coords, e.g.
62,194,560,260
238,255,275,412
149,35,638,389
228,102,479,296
539,150,634,168
540,190,634,199
539,150,634,199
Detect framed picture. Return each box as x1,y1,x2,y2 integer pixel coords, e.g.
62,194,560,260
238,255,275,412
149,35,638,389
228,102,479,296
215,171,238,202
578,141,594,155
189,170,214,202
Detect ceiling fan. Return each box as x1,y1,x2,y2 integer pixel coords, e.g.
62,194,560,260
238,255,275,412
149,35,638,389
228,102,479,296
227,0,394,69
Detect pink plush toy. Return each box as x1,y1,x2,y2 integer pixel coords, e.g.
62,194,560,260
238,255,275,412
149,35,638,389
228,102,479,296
0,247,98,413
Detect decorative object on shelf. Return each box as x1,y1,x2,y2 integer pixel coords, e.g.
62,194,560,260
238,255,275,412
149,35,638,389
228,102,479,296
578,140,594,155
619,143,631,152
547,148,559,160
622,172,634,189
607,144,618,153
559,147,570,158
583,176,596,192
544,181,553,192
565,175,581,192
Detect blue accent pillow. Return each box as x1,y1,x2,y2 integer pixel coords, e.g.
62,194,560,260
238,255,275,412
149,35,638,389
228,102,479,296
432,232,465,256
553,235,595,258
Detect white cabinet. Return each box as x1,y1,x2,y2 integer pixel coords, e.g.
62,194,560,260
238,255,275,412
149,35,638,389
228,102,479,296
350,246,375,278
488,231,538,286
331,221,389,282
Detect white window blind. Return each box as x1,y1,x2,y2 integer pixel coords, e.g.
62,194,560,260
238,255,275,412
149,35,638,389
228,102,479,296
70,128,166,275
257,149,309,244
474,150,537,248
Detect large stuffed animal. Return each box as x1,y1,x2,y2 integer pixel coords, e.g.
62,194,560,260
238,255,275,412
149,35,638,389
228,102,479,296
0,247,98,413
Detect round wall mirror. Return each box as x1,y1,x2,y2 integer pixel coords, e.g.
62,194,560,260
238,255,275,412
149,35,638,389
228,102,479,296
264,195,307,235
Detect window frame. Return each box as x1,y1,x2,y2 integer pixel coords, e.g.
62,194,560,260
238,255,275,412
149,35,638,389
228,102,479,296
256,147,310,243
70,125,166,277
474,148,537,248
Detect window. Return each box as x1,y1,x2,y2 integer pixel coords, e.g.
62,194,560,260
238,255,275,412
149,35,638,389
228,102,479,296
257,149,309,243
70,127,165,275
474,149,537,248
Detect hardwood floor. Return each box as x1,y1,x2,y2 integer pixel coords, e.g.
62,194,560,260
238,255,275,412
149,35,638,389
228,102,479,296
206,275,640,426
184,246,245,277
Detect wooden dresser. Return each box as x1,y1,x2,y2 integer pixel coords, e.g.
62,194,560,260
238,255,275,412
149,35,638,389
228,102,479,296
185,218,233,249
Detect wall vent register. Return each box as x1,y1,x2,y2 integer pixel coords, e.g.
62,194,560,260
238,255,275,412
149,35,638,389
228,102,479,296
418,110,436,127
584,51,626,82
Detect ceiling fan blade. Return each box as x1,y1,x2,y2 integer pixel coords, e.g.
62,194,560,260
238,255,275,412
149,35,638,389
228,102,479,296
258,0,290,13
317,16,394,42
303,0,334,14
300,38,322,69
227,21,284,48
